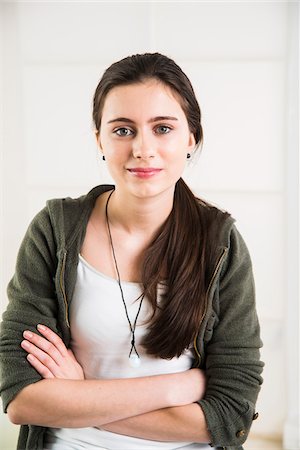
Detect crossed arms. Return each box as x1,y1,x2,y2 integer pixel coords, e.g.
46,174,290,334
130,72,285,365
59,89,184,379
7,324,210,443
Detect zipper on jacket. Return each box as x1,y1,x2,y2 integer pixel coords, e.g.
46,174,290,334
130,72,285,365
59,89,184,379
60,250,70,328
206,247,228,298
193,247,228,366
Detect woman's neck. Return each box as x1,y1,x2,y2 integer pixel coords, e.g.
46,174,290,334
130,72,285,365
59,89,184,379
104,187,175,236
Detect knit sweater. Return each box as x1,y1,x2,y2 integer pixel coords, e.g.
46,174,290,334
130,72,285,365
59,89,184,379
0,184,264,450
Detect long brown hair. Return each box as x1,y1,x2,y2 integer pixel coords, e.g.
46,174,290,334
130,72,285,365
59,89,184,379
93,53,230,358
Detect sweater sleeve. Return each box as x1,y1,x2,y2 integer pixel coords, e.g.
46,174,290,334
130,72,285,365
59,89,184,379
0,207,61,412
198,225,264,448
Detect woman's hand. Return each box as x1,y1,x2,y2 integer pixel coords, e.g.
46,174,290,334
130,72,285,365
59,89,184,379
21,324,84,380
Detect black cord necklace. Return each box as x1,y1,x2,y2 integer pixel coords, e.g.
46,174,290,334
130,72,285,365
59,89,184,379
105,189,144,368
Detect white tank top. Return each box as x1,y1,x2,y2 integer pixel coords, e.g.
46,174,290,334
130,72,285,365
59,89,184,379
44,255,211,450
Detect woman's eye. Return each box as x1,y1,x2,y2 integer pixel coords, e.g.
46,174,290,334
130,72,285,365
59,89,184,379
155,125,172,135
114,128,134,137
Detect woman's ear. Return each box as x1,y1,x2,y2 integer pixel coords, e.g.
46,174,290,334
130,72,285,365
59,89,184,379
188,133,196,151
95,132,106,161
95,130,105,159
95,130,102,148
95,130,104,155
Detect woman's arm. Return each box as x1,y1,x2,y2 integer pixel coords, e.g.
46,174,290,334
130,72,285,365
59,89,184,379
197,226,264,447
8,371,202,428
8,325,206,430
101,404,210,443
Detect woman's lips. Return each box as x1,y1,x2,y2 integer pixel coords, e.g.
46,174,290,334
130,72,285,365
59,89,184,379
127,168,162,178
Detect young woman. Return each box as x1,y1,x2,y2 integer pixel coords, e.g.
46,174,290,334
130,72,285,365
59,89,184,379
0,53,263,450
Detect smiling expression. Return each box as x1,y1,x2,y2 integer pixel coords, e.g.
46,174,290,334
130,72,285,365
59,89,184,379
98,79,195,199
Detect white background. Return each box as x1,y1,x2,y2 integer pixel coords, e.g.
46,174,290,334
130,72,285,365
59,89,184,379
0,1,299,449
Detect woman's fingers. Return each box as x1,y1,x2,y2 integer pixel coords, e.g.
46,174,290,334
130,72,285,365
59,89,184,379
37,324,68,357
22,328,64,366
21,338,58,373
21,325,85,380
26,353,55,379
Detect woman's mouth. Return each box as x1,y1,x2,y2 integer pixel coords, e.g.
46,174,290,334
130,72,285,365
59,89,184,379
127,168,162,178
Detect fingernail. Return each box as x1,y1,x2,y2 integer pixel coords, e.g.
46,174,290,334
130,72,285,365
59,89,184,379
37,324,46,331
21,340,30,349
23,331,33,338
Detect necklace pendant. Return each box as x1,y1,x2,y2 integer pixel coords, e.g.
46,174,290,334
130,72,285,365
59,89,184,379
129,354,141,368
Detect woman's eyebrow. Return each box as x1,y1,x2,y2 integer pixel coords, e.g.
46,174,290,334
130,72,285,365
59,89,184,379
107,116,178,124
149,116,178,123
107,117,133,124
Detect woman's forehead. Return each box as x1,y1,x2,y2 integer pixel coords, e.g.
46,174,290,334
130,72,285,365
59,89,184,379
101,80,187,120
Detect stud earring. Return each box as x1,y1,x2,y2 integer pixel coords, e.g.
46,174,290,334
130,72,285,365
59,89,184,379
102,155,105,161
187,153,191,159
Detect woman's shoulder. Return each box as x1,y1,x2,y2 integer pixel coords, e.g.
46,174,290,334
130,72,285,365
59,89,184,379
27,184,114,249
197,197,252,269
199,200,252,275
46,184,114,216
196,196,236,247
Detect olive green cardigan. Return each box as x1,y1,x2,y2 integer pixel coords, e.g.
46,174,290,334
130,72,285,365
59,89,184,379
0,185,263,450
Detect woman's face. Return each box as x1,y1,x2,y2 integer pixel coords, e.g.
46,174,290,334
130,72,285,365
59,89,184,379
98,79,195,200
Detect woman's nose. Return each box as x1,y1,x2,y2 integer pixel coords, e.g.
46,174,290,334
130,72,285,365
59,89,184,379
132,134,155,159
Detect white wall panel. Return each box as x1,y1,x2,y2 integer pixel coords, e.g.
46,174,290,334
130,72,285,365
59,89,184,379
182,61,285,191
22,64,104,186
18,2,151,63
153,2,287,59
